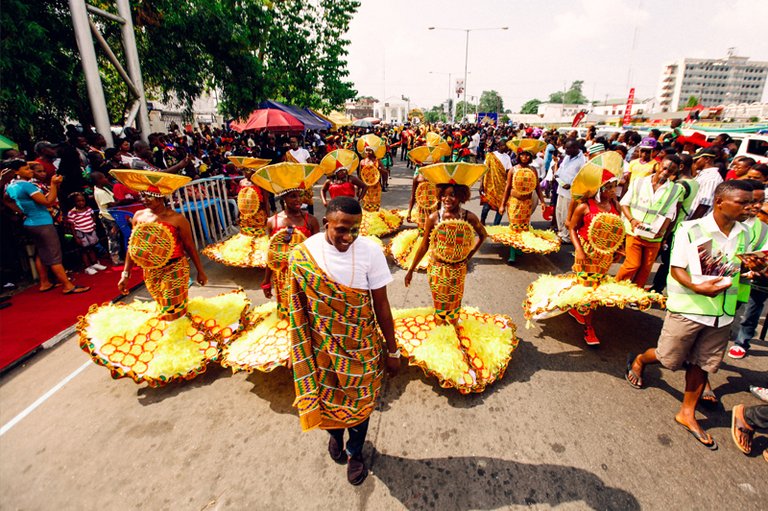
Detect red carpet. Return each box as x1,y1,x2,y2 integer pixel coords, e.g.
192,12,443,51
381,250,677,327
0,266,145,371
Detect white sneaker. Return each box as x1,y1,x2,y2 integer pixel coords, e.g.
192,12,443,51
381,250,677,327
85,267,98,275
91,263,107,271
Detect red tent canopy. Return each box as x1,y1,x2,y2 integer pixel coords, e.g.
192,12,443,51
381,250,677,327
230,108,304,133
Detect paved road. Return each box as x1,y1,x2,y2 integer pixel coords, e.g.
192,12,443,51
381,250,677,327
1,160,766,510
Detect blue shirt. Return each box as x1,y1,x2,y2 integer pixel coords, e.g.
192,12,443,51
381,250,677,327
6,180,53,226
544,143,556,172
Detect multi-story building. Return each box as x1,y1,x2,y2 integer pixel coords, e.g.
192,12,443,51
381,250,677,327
655,51,768,112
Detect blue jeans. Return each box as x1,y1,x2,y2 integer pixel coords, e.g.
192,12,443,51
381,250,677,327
480,203,502,225
328,418,370,457
735,286,768,348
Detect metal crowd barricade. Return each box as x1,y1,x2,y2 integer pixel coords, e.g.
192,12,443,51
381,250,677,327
170,176,239,250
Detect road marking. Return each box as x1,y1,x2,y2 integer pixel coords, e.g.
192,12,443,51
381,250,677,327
0,361,91,437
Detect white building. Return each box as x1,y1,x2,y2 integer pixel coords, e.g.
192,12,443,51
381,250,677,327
655,51,768,112
536,103,590,123
591,97,656,117
147,92,223,132
372,97,410,124
721,102,768,122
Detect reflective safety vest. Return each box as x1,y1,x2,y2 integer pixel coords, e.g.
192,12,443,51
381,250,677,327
737,218,768,303
625,176,683,242
667,222,747,317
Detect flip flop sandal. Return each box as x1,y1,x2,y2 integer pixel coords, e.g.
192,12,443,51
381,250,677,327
731,404,753,455
675,417,717,451
63,285,91,295
624,353,643,389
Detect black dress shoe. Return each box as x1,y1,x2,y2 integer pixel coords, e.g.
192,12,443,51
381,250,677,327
328,436,346,464
347,453,368,485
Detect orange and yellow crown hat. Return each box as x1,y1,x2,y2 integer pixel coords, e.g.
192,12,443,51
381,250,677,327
319,149,359,176
418,162,487,188
249,162,324,197
506,138,546,155
571,151,624,200
109,169,191,197
356,134,386,159
227,156,271,170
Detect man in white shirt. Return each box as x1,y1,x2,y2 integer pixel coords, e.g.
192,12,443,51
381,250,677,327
286,136,312,163
289,196,399,485
554,140,585,243
468,128,481,163
626,180,761,449
688,148,722,220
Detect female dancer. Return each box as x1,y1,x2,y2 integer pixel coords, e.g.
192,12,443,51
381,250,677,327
397,163,518,393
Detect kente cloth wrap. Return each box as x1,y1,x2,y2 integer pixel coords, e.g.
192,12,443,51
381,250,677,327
129,222,175,270
144,258,190,320
288,244,383,431
482,153,507,210
485,226,561,255
507,195,534,230
267,230,307,318
360,209,402,237
360,173,382,212
428,260,467,324
415,182,438,229
78,289,251,387
573,212,625,285
393,307,518,394
428,219,475,323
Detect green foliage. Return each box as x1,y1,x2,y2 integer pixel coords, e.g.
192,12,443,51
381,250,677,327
548,80,588,104
455,100,476,120
424,105,448,123
500,114,510,124
520,99,542,115
478,90,503,113
0,0,360,146
685,95,699,108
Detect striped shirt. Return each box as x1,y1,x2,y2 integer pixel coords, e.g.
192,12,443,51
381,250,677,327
688,167,723,219
67,208,96,232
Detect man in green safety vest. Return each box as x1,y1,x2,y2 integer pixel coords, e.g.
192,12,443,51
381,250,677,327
616,154,684,287
624,180,764,450
728,179,768,360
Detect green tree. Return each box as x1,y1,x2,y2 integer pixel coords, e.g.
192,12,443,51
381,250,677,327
520,99,542,114
685,95,699,108
424,105,447,123
548,80,588,104
454,100,477,120
0,0,360,147
478,90,504,113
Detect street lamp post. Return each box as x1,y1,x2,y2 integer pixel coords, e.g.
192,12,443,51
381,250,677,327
429,26,508,122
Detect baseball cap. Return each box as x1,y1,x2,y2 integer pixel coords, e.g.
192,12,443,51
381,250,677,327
692,148,717,160
639,137,657,149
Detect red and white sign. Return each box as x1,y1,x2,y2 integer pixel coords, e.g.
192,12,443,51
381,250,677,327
572,110,586,127
622,88,635,126
455,78,465,96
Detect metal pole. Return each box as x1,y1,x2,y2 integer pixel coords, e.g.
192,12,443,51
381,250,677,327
115,0,150,143
462,30,469,122
69,0,112,146
448,73,452,123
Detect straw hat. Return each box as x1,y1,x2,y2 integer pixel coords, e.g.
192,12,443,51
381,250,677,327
109,169,191,197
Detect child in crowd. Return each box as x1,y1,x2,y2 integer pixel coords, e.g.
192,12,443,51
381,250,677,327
66,192,105,275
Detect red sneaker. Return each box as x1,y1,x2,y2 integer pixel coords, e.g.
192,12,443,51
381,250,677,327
568,309,586,325
584,326,601,346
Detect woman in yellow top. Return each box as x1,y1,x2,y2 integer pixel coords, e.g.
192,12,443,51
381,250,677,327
626,137,659,185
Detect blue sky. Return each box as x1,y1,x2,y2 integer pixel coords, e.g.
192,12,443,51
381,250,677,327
345,0,768,111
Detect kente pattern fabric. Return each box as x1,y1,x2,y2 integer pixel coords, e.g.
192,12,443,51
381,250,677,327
144,257,190,320
129,222,175,269
428,260,467,324
360,165,382,212
288,245,383,431
482,152,507,211
267,229,307,317
574,201,624,284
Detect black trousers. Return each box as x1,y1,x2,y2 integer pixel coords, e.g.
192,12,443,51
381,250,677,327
745,405,768,430
328,418,370,457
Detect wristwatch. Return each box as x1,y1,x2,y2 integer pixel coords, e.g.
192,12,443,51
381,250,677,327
387,350,401,359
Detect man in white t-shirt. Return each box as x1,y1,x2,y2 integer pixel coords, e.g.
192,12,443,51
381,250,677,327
286,137,312,163
288,196,399,486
